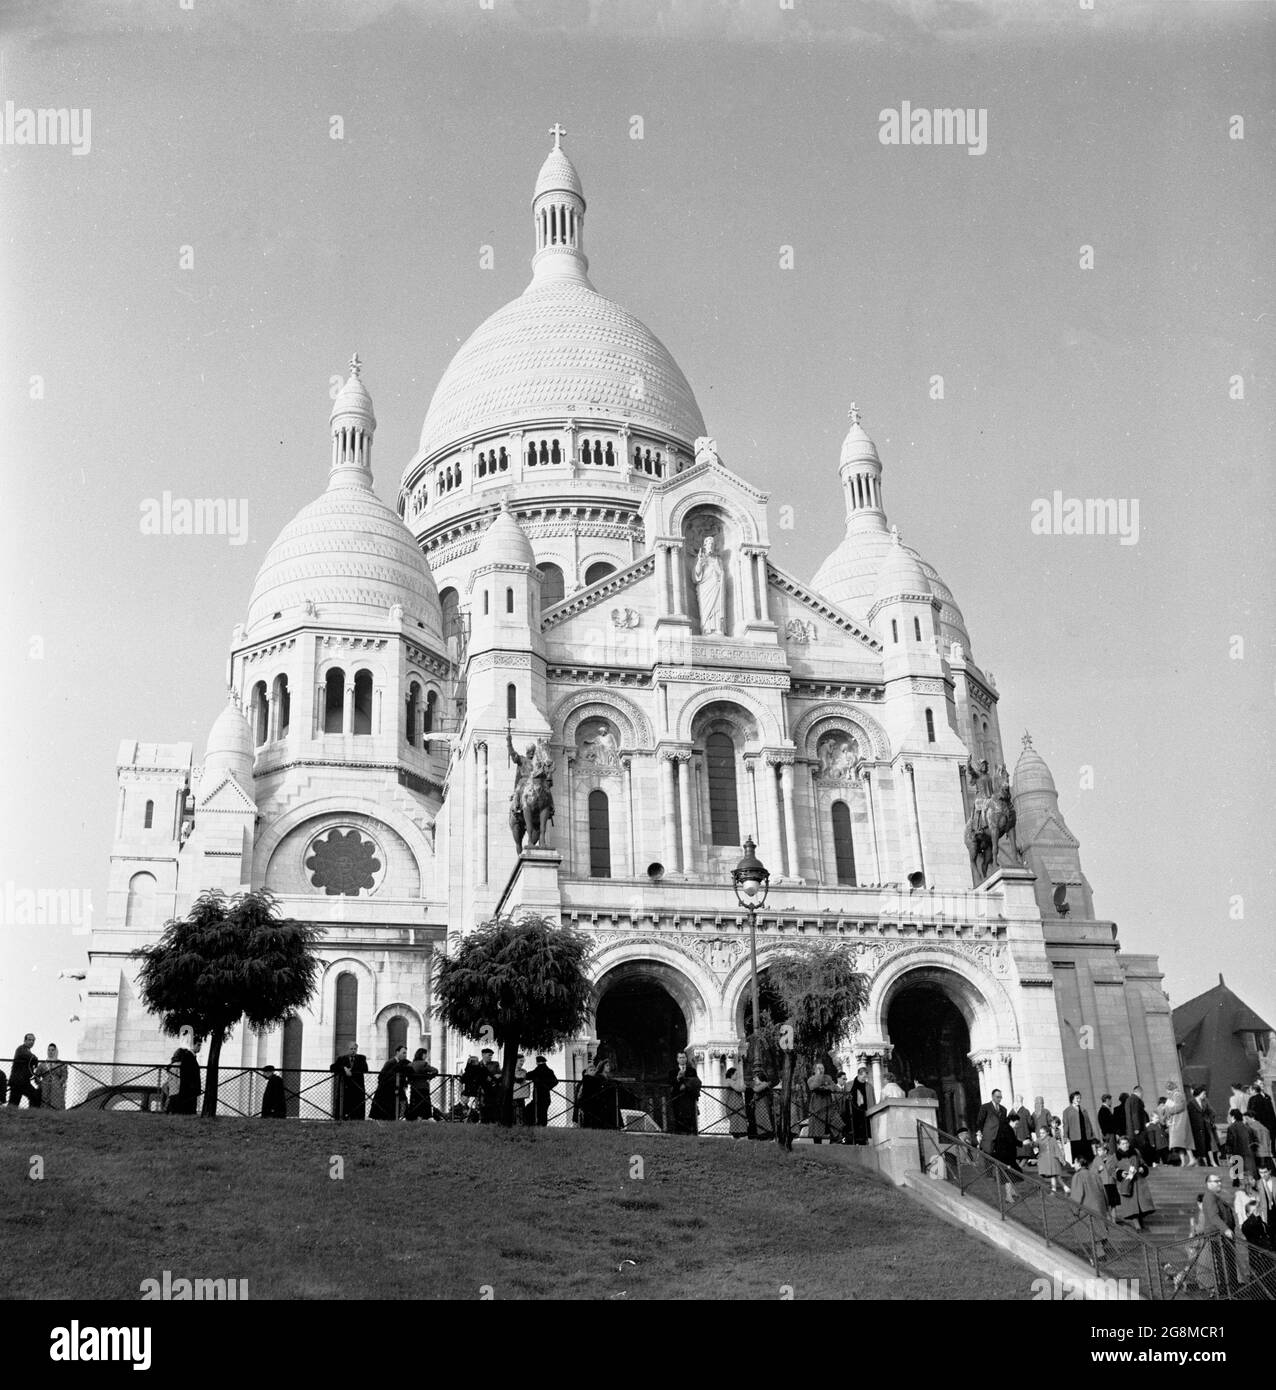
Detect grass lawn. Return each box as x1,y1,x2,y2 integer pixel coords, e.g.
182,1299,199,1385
1,1110,1034,1300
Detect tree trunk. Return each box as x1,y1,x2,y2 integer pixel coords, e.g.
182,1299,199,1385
201,1032,223,1118
499,1038,519,1128
777,1051,795,1150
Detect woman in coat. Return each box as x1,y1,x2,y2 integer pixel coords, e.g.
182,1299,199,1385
370,1046,409,1120
405,1048,439,1121
1165,1080,1194,1166
806,1062,836,1144
1034,1126,1067,1193
1227,1109,1259,1179
1069,1153,1113,1257
668,1052,701,1135
35,1044,67,1110
847,1065,874,1145
1096,1143,1121,1212
723,1066,748,1139
750,1067,775,1140
1196,1088,1222,1164
1113,1136,1156,1230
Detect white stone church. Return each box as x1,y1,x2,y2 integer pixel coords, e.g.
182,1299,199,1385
82,133,1181,1129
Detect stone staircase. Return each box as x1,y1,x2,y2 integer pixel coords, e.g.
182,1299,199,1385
1143,1161,1218,1242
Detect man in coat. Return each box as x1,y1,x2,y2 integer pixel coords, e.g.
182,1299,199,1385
976,1089,1016,1162
1097,1093,1117,1142
1201,1172,1237,1295
528,1054,558,1127
260,1065,286,1118
1062,1089,1096,1165
1124,1085,1149,1152
1248,1084,1276,1162
8,1033,40,1108
330,1041,368,1120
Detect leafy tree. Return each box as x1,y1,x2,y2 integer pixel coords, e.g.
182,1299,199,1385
433,913,594,1127
751,944,870,1148
132,889,321,1117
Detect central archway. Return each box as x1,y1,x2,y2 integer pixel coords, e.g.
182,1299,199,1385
595,974,688,1082
885,976,982,1134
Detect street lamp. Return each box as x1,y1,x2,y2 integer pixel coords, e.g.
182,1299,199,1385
732,836,771,1089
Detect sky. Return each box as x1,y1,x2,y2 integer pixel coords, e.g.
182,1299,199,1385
1,0,1272,1053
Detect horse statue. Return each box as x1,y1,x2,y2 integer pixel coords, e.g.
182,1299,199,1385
508,733,555,852
965,759,1022,885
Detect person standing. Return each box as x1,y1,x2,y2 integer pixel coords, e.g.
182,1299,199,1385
975,1088,1018,1167
1069,1152,1113,1259
8,1033,40,1108
1097,1093,1117,1144
1034,1125,1066,1194
1244,1109,1272,1175
512,1056,531,1126
479,1048,501,1124
0,1065,7,1105
1062,1090,1095,1166
35,1043,67,1110
750,1067,775,1141
1201,1172,1238,1296
260,1065,286,1118
170,1044,202,1115
806,1062,836,1145
405,1048,440,1121
1165,1079,1194,1167
1248,1084,1276,1169
1187,1086,1211,1166
847,1064,873,1145
1196,1087,1222,1164
370,1045,410,1120
1113,1136,1156,1231
1095,1142,1121,1214
668,1051,701,1136
529,1055,558,1126
1227,1108,1259,1180
1031,1095,1052,1137
330,1042,369,1120
1123,1085,1149,1153
724,1065,748,1139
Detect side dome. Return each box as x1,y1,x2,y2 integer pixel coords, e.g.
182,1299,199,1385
472,502,535,571
247,357,444,642
872,530,931,605
1012,732,1058,798
202,699,255,790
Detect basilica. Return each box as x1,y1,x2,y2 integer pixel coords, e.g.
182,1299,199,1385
82,133,1182,1129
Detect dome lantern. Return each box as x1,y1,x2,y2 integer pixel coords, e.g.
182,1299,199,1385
329,353,376,490
531,123,590,287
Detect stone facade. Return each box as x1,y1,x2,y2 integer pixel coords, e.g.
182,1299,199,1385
81,136,1181,1124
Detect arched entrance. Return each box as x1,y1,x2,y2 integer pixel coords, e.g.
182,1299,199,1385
596,976,688,1082
886,977,982,1134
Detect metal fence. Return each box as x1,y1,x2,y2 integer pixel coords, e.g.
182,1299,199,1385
917,1121,1276,1301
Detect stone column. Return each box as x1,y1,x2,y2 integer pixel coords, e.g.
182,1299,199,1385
314,683,324,737
670,540,687,615
762,757,784,876
342,682,354,735
267,688,279,742
811,769,827,882
755,551,771,622
860,767,883,884
373,687,382,736
660,752,678,871
656,543,670,615
779,760,798,879
563,754,575,876
676,753,694,874
622,757,635,876
476,742,489,886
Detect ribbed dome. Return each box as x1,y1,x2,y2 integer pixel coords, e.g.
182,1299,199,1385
473,503,535,570
873,531,931,605
202,700,255,790
417,279,706,461
535,146,582,200
247,484,443,641
1012,734,1057,798
841,419,879,467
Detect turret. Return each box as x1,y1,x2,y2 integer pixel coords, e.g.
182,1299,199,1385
839,403,886,535
1012,732,1095,919
530,123,591,287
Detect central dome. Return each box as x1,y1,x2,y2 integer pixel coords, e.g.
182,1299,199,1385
415,135,705,464
418,280,705,461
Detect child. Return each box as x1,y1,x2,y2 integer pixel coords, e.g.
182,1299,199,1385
1034,1124,1066,1194
1097,1142,1121,1212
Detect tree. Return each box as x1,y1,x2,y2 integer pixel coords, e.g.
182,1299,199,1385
753,944,870,1149
132,889,321,1117
433,913,594,1127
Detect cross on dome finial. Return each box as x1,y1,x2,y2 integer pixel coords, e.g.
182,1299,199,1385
1022,731,1034,750
549,122,567,151
889,523,901,545
348,353,362,379
848,402,862,428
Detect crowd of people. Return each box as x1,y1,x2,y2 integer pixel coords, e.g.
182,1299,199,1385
1,1034,69,1109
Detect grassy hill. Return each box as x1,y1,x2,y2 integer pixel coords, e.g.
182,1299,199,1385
1,1111,1032,1300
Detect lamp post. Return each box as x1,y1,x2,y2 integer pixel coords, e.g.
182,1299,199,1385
732,835,771,1087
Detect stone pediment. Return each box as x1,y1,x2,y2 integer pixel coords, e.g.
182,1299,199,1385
195,773,256,812
1022,811,1079,850
541,553,654,630
768,564,882,653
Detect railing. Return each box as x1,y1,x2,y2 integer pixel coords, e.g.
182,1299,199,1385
45,1060,855,1140
916,1121,1276,1301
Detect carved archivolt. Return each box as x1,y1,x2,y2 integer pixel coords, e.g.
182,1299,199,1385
551,689,653,748
791,703,891,761
673,685,783,745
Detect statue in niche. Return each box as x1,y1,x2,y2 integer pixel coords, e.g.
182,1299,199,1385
693,535,725,635
816,731,858,784
578,721,620,771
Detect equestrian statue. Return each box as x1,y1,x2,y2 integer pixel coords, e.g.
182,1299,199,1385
964,756,1022,884
508,728,555,852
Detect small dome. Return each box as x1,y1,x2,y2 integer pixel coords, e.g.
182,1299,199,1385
202,700,255,789
1012,733,1057,798
873,530,931,605
840,405,879,466
472,503,535,571
330,358,374,425
247,485,443,640
534,146,583,201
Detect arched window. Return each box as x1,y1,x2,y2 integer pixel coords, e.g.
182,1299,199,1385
633,446,642,468
506,683,518,720
925,708,936,744
580,438,591,463
273,674,290,740
478,453,487,477
334,972,359,1053
588,789,611,878
891,619,899,644
538,563,565,608
324,668,345,733
387,1015,408,1058
527,442,537,466
499,447,508,470
539,440,550,465
352,669,373,736
585,561,615,586
831,801,857,886
505,586,515,614
406,681,420,746
604,442,615,466
913,616,922,642
143,800,154,830
125,871,157,927
440,588,459,645
252,680,269,746
705,731,740,846
483,590,490,616
424,689,437,735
